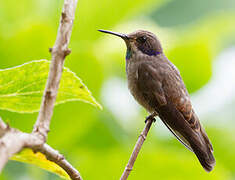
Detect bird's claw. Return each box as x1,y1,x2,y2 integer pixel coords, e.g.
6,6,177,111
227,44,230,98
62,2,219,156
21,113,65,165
145,112,158,123
145,118,156,123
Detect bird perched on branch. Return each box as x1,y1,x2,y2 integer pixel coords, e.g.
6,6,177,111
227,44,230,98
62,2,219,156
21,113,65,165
99,29,215,172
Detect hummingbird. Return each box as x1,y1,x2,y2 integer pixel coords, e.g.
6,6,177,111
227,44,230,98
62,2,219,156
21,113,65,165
99,29,215,172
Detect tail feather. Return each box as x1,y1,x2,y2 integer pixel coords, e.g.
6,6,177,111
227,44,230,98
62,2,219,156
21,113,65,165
157,103,215,172
190,125,215,172
200,126,214,152
162,117,215,172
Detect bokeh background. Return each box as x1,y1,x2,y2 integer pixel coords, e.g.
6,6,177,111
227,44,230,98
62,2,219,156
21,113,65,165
0,0,235,179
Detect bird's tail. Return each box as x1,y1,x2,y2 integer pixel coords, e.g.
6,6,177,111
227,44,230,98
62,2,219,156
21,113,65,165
190,124,215,172
162,118,215,172
157,104,215,172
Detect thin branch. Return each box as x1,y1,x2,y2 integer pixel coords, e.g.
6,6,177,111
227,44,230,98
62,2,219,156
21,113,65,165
120,115,156,180
33,0,78,141
0,117,7,138
0,119,83,180
0,120,42,171
36,144,82,180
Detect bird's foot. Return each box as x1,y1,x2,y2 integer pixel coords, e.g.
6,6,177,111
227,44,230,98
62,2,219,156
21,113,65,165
145,112,158,123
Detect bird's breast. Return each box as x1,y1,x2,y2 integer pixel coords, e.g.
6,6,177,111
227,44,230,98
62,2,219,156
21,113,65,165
126,61,155,113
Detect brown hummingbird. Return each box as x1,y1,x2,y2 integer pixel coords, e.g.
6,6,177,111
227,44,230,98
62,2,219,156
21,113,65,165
99,29,215,172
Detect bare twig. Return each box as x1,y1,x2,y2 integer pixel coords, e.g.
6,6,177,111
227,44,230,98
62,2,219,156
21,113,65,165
36,144,82,180
0,117,7,138
0,119,42,171
0,119,83,180
33,0,78,141
0,0,83,179
120,115,156,180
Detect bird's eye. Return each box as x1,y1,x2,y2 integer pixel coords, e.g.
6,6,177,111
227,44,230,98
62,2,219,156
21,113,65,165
137,36,147,43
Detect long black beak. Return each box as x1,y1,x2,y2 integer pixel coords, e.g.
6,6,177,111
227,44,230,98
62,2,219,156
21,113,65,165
98,29,129,40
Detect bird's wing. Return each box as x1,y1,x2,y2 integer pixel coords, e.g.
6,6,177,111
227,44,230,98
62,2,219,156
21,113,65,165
137,62,167,107
137,62,215,171
137,62,193,151
165,62,215,165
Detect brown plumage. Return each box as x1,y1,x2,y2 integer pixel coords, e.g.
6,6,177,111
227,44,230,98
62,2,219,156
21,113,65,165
99,29,215,172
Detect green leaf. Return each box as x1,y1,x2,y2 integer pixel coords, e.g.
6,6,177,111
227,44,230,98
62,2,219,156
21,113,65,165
0,60,102,113
11,148,71,180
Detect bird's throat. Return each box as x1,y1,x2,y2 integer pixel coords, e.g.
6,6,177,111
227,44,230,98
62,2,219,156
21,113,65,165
126,48,132,60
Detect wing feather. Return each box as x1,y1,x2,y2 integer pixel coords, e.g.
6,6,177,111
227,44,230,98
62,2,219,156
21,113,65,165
137,62,193,150
135,59,215,171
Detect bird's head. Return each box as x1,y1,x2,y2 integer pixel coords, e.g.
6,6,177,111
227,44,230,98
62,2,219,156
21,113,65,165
98,29,163,60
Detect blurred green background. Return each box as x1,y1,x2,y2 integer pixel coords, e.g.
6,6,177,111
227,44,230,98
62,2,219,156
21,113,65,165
0,0,235,179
